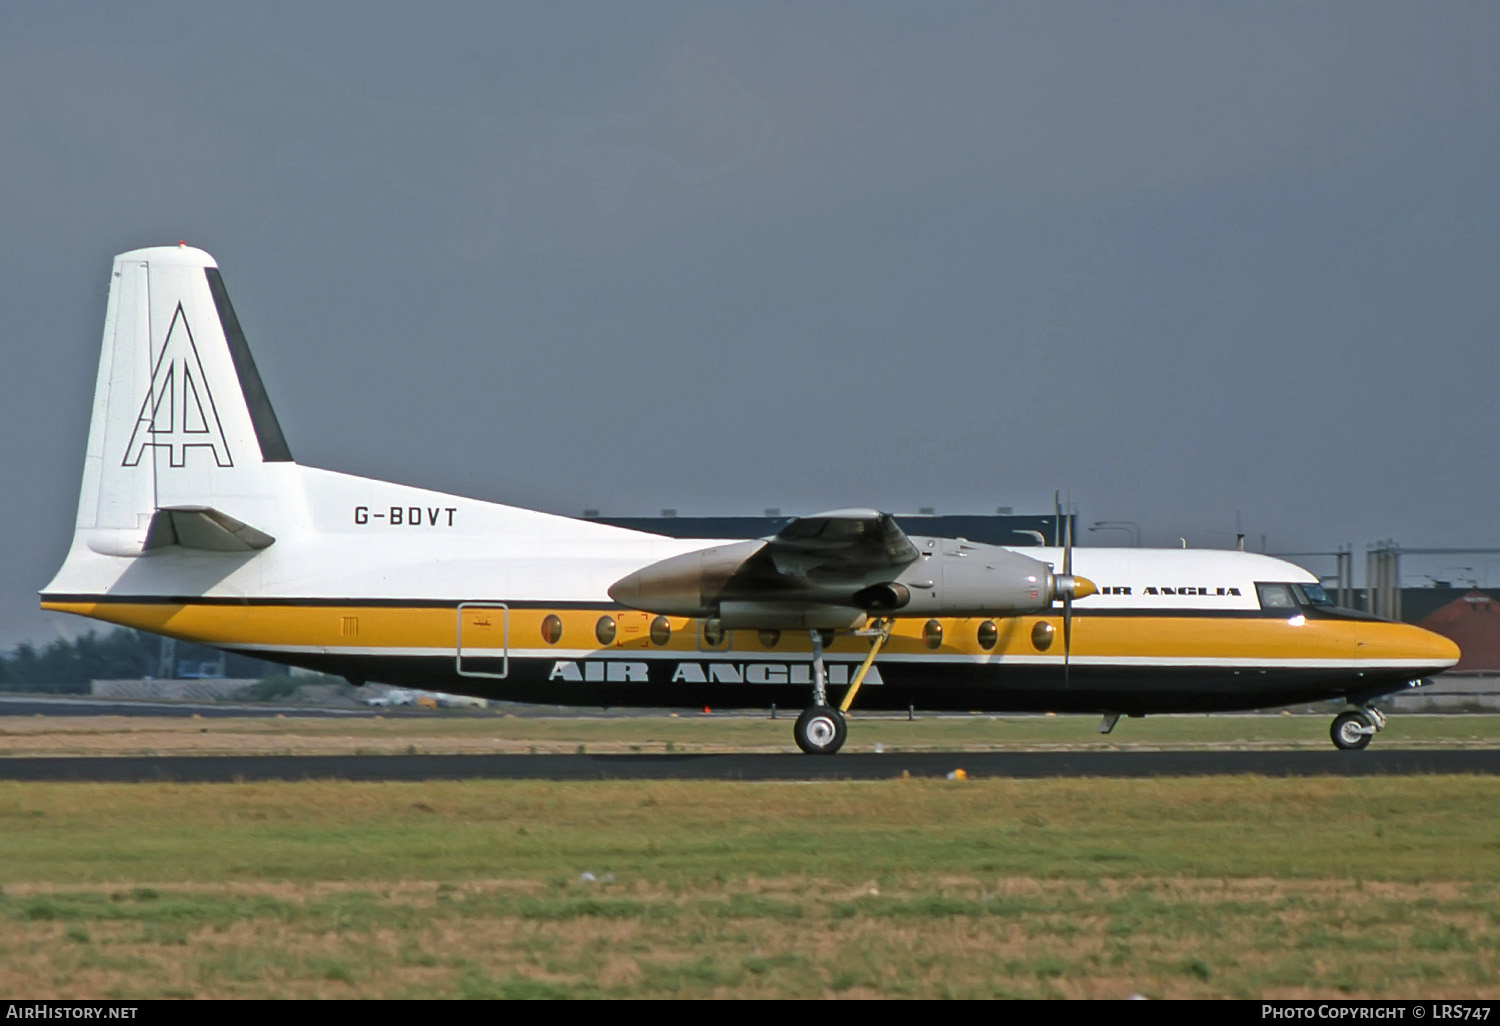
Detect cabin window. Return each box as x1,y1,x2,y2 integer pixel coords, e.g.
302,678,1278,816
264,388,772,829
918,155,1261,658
923,619,943,649
759,628,781,649
540,614,563,645
702,618,726,647
595,615,617,645
817,628,836,649
1031,621,1055,651
1256,583,1297,610
977,620,998,650
650,616,671,646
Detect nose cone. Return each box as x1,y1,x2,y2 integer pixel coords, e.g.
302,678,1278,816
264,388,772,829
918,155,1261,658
1421,627,1463,668
1071,576,1097,600
1357,622,1461,673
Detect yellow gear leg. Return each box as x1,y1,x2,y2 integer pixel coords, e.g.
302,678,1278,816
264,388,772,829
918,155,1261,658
839,619,893,714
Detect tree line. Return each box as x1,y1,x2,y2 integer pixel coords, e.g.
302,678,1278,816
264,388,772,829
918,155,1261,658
0,628,274,693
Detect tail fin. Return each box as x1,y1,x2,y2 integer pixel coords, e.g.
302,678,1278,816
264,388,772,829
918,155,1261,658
75,245,292,555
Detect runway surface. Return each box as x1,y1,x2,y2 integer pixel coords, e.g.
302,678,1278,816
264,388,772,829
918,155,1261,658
0,748,1496,782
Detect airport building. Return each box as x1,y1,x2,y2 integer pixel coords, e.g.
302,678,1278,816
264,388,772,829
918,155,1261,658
587,510,1072,548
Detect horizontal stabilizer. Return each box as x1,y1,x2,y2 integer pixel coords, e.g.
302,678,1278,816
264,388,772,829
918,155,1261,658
143,506,275,553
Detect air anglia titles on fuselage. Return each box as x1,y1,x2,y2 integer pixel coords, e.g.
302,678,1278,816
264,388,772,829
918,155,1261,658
353,505,457,526
1097,586,1243,596
548,661,885,685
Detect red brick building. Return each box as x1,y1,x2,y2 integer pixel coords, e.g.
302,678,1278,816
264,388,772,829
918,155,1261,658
1414,590,1500,673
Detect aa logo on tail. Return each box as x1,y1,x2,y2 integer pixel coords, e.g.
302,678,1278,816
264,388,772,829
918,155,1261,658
123,304,233,468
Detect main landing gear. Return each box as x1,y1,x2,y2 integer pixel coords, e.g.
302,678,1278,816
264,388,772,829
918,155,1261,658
793,621,892,754
793,705,847,755
1330,705,1386,751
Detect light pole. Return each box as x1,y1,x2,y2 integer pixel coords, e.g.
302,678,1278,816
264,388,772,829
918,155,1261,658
1205,529,1247,551
1090,521,1141,546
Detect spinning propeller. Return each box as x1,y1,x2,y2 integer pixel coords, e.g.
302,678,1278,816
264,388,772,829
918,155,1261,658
1053,492,1096,686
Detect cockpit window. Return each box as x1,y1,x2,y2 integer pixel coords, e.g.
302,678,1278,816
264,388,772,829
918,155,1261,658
1293,583,1335,607
1256,583,1297,610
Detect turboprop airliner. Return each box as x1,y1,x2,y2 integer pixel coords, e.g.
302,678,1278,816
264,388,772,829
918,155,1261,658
41,245,1461,753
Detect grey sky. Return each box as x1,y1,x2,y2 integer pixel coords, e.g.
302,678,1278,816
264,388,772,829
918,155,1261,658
4,2,1499,647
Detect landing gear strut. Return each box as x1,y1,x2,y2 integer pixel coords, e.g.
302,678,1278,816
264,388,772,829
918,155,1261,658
792,621,892,755
1330,706,1385,751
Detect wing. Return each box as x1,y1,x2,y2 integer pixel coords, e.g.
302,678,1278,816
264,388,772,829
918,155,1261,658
757,508,919,581
608,509,921,622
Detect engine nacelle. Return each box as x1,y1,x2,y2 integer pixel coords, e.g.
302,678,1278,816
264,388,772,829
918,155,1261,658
870,542,1090,617
851,582,911,613
607,540,764,617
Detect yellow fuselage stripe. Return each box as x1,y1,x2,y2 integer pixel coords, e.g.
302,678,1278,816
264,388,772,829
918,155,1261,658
39,600,1441,665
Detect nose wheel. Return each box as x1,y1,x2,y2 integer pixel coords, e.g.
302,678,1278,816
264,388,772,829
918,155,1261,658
1331,707,1384,750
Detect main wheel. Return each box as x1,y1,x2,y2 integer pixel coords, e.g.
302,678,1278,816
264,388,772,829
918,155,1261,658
1331,710,1374,751
794,705,847,755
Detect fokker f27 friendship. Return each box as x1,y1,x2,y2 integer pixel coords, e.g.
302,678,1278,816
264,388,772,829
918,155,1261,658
42,246,1460,753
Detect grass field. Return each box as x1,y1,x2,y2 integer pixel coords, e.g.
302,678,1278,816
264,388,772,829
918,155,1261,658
1,713,1498,998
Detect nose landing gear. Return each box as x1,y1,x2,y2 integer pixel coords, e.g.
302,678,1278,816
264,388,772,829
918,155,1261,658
1331,705,1386,750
